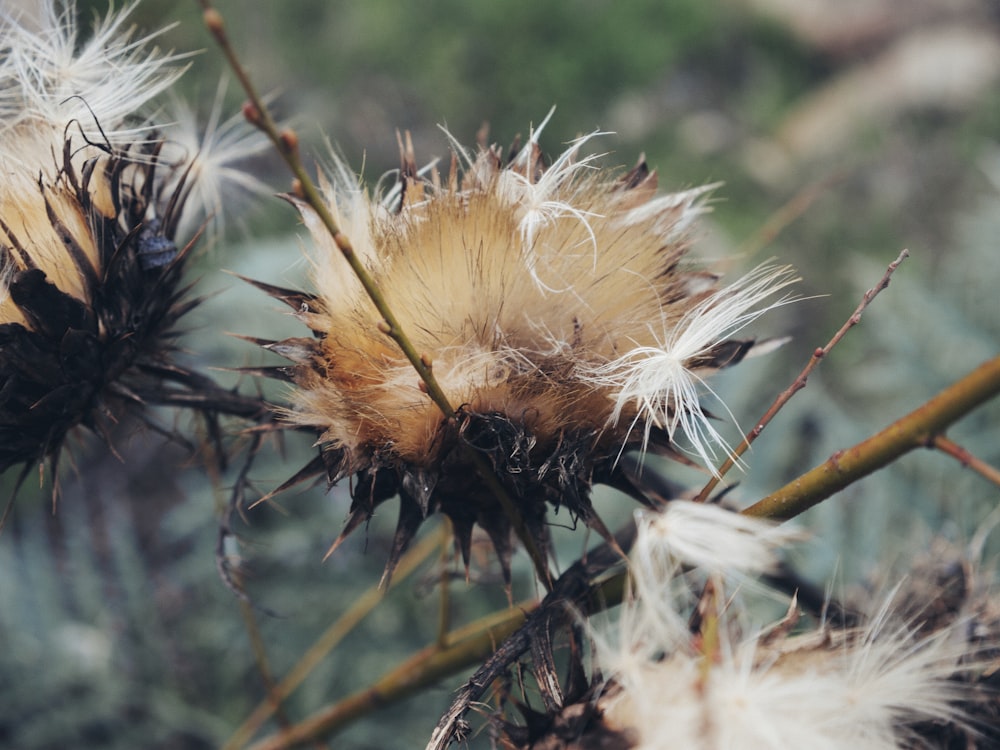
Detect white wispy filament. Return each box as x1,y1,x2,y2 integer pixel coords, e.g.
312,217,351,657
1,0,187,155
633,500,802,579
578,264,800,469
591,501,981,749
608,501,804,654
495,114,608,291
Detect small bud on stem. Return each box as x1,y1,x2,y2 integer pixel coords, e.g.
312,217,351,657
202,8,225,35
242,101,262,127
280,128,299,156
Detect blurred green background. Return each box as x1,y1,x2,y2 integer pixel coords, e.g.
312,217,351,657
2,0,999,747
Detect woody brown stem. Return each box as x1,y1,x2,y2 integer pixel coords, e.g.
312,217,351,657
929,434,1000,489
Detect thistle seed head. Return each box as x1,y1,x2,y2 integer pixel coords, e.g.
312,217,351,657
248,122,797,583
0,1,263,484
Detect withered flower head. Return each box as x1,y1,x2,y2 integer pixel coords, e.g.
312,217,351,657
0,1,262,485
249,119,797,582
572,504,997,750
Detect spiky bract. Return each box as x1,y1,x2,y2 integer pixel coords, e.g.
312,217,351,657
252,125,796,582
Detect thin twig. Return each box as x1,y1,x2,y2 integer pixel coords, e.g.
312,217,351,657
743,355,1000,520
238,597,297,738
929,435,1000,488
216,432,271,606
437,517,453,648
197,2,552,589
694,248,909,503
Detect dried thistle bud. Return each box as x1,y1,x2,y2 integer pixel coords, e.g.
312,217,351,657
0,1,264,486
246,116,797,583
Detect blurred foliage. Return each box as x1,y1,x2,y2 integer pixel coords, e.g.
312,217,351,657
4,0,1000,748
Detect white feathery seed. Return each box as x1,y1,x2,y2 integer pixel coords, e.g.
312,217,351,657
160,78,272,241
0,0,187,158
591,502,982,749
603,501,804,663
633,500,802,580
600,609,976,750
1,1,264,311
497,130,606,292
614,182,719,243
577,263,800,469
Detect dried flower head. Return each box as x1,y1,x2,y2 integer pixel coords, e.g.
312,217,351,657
512,504,998,750
0,1,262,487
248,121,797,582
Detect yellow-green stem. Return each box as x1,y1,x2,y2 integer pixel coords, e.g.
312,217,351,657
744,355,1000,520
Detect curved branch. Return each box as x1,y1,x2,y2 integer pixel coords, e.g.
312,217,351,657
743,355,1000,520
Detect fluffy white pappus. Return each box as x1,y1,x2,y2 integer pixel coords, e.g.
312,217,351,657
633,500,803,581
159,79,272,242
443,109,612,292
614,182,720,244
0,1,266,327
497,136,606,291
576,264,800,470
598,585,979,749
0,0,186,159
604,501,804,657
